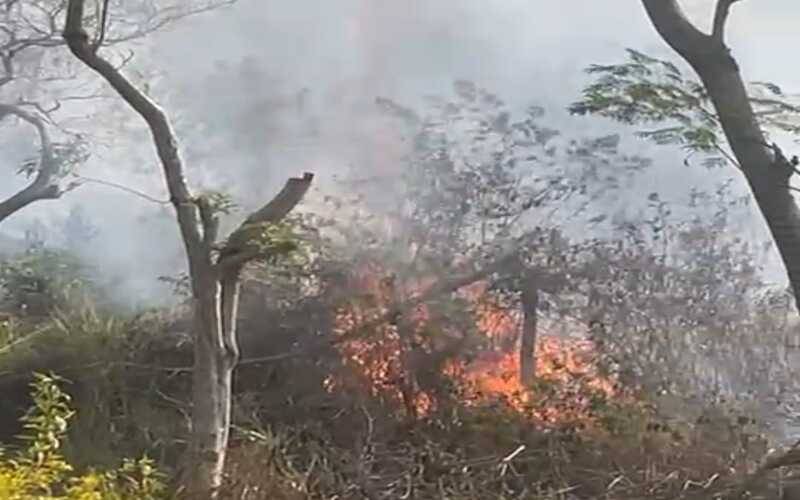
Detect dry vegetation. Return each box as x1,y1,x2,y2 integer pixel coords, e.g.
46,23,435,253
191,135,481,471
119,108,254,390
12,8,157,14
3,76,800,497
3,0,800,496
2,219,800,499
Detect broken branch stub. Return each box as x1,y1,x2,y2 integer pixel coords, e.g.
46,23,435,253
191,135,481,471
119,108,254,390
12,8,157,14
218,172,314,270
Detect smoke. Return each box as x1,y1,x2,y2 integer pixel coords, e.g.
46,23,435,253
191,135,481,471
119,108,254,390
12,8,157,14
1,0,797,305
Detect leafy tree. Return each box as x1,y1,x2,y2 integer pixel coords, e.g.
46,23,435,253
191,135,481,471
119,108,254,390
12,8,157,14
324,82,650,397
376,81,649,268
570,0,800,312
384,82,650,386
582,194,779,393
62,1,311,496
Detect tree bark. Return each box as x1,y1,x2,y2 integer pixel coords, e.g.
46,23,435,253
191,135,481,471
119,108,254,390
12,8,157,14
641,0,800,314
63,3,313,497
519,275,539,387
188,273,232,497
183,175,312,499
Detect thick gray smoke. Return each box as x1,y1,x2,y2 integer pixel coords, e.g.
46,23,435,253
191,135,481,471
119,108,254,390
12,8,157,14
1,0,798,305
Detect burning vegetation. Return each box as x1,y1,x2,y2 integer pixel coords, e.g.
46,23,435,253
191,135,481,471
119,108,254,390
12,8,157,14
327,262,624,427
3,42,798,495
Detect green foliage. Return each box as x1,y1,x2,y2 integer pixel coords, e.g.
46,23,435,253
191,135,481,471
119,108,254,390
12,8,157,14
226,216,313,268
250,221,304,263
0,302,190,469
749,81,800,137
156,212,320,304
569,49,723,156
0,373,166,499
0,307,129,379
240,210,340,310
195,190,239,216
569,48,800,164
0,246,94,317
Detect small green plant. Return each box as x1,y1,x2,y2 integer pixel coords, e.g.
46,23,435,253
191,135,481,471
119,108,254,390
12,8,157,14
0,372,166,499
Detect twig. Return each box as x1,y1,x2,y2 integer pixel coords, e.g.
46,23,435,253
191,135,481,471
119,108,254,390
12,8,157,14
729,439,800,498
92,0,110,51
714,145,742,171
0,324,50,355
70,174,171,204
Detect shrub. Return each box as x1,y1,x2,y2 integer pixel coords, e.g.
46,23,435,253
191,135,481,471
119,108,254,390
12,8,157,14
0,246,95,319
0,373,166,499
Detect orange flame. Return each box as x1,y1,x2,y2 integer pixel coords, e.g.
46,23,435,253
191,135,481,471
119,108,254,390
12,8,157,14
329,263,623,424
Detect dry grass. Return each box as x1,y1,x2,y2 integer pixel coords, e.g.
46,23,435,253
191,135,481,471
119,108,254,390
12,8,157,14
1,289,796,499
213,398,793,500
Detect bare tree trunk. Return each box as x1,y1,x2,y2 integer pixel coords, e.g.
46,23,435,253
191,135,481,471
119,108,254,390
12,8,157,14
519,275,539,387
63,3,313,496
186,272,232,496
641,0,800,314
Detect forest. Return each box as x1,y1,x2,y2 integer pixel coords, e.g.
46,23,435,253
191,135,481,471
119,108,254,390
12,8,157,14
3,0,800,498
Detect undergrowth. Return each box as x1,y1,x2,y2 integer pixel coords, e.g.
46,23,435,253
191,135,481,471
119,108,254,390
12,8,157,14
0,248,794,499
0,372,166,500
0,310,793,499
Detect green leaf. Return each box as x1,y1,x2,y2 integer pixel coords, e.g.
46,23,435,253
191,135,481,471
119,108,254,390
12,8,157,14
572,49,800,160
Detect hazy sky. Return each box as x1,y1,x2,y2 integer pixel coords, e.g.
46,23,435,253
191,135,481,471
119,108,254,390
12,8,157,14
145,0,800,224
154,1,800,106
3,0,799,303
157,1,800,107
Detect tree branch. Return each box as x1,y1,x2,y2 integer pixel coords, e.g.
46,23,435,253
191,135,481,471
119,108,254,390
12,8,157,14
711,0,742,44
195,196,220,248
70,173,171,205
0,103,61,222
218,172,314,270
238,250,521,367
93,0,110,51
63,0,204,256
640,0,711,62
102,1,237,45
215,173,313,365
242,172,315,227
728,441,800,497
0,52,13,87
330,250,520,346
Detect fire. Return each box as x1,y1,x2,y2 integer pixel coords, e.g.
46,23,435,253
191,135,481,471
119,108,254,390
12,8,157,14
453,337,619,424
329,263,435,416
329,263,623,425
473,300,520,343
